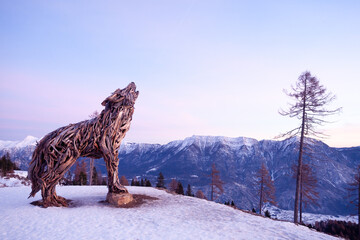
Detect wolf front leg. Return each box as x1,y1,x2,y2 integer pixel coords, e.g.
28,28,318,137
103,151,128,194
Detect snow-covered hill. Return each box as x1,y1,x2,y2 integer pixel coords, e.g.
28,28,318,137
0,185,339,240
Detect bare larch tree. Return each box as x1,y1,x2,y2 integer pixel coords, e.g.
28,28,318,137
348,165,360,240
169,179,179,192
279,71,341,223
256,163,276,215
210,163,224,201
195,190,207,199
88,111,99,186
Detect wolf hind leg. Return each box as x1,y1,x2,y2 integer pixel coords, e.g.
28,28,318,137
40,154,77,207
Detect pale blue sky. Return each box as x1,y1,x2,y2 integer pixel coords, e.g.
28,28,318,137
0,1,359,147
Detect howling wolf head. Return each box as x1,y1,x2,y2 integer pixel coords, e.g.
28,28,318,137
101,82,139,108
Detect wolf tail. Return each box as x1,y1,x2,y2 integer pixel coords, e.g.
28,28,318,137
28,147,44,198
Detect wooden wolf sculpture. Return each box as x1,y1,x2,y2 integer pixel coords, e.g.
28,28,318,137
28,82,139,207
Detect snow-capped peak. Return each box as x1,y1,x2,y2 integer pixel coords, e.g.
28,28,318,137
0,136,39,150
167,135,259,151
185,135,258,147
16,136,38,148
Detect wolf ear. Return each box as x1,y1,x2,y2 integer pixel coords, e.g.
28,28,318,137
101,98,109,106
101,89,122,106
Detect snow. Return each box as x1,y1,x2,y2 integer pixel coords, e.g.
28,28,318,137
168,135,259,154
0,171,30,187
146,167,158,173
0,136,39,150
119,141,161,154
265,205,357,225
0,140,16,149
13,170,28,178
0,185,340,240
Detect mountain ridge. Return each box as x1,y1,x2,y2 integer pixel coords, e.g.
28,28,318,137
0,135,359,215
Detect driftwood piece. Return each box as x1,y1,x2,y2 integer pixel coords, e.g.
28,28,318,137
28,82,139,207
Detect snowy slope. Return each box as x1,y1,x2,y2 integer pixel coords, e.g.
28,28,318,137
0,186,339,240
0,171,30,187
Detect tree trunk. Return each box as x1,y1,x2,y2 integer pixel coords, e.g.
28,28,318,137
300,180,303,223
89,158,94,186
211,172,214,201
294,79,307,224
259,179,263,215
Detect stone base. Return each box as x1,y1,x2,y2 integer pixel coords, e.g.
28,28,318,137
106,192,134,207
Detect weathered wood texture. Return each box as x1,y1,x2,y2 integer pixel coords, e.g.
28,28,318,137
28,82,139,207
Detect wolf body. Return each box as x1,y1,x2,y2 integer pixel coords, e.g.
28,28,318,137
28,83,139,207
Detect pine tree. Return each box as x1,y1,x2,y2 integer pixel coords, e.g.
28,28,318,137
186,184,193,196
131,177,139,186
347,165,360,240
120,175,129,186
156,172,166,189
101,177,107,185
97,169,106,185
0,153,17,176
88,158,94,185
79,171,87,185
145,179,152,187
279,71,341,223
72,160,87,185
209,163,224,201
195,190,207,199
176,182,184,195
256,163,276,215
63,169,73,185
74,161,81,185
265,210,271,218
140,178,144,186
91,166,99,185
79,160,88,185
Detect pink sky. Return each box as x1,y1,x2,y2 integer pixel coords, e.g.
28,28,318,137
1,1,359,147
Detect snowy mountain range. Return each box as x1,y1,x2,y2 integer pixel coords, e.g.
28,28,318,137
0,136,39,170
1,135,359,216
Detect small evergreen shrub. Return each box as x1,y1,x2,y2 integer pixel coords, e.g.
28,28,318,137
0,153,18,176
264,210,271,218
